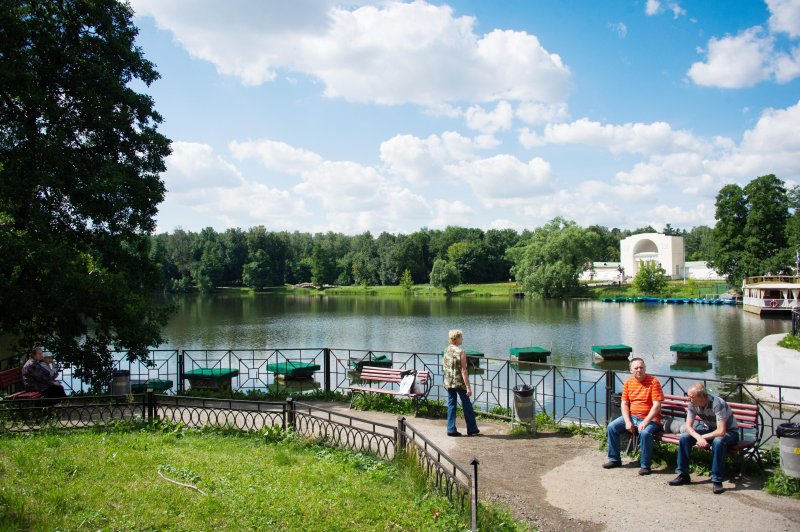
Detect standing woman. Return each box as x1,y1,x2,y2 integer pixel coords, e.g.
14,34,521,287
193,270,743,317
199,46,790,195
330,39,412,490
443,329,479,437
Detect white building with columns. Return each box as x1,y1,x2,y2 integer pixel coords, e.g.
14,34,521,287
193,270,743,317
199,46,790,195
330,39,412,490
620,233,685,280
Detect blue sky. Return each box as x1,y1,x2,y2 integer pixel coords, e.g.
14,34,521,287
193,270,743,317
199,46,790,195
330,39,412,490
129,0,800,235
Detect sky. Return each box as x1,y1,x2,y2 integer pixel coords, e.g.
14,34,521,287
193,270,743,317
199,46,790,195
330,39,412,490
128,0,800,236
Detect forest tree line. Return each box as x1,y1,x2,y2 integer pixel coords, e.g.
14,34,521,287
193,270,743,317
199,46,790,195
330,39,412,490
150,174,799,295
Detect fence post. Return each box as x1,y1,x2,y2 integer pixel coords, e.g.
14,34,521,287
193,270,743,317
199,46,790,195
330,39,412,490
505,361,510,417
178,350,185,394
605,370,614,424
286,397,295,431
470,458,479,532
324,348,331,393
551,366,557,418
146,389,155,422
396,416,406,455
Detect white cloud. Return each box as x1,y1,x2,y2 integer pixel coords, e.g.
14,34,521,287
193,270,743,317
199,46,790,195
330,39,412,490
162,141,242,193
380,131,486,185
608,22,627,38
429,199,474,228
687,27,773,88
464,101,513,133
132,0,571,105
767,0,800,38
444,155,553,206
515,102,569,125
523,118,707,155
645,1,685,18
229,139,323,175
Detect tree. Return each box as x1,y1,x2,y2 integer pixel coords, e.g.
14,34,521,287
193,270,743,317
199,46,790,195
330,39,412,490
633,261,668,295
400,268,414,291
429,259,460,294
709,184,748,284
507,217,598,298
684,226,714,261
0,1,172,386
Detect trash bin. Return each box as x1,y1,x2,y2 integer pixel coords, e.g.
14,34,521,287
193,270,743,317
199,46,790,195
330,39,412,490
776,422,800,479
111,370,131,395
609,392,635,453
512,384,535,424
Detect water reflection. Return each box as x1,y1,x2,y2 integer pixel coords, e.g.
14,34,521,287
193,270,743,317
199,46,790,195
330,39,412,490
155,293,792,382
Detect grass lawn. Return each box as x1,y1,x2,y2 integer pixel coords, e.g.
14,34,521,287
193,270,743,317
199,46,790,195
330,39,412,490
0,424,497,530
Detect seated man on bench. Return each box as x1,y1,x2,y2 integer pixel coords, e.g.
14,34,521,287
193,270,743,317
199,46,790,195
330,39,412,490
668,383,738,494
22,347,66,399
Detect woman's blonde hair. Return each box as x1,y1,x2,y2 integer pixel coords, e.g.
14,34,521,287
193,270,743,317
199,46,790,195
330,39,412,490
448,329,463,343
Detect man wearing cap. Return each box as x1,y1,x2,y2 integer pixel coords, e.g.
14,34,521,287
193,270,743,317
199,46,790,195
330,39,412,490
603,357,663,475
668,383,739,494
22,347,66,398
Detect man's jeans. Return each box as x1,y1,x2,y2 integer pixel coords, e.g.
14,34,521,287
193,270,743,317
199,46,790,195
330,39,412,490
447,387,478,434
607,415,660,468
676,429,739,482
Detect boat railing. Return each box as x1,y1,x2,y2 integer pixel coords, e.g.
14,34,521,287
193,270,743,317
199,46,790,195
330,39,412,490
743,275,800,285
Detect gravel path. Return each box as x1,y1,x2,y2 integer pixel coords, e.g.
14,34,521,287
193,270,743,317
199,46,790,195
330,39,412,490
316,403,800,531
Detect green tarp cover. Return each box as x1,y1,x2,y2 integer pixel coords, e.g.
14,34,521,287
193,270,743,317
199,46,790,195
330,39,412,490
509,347,551,356
669,343,712,353
267,361,321,378
351,354,392,368
183,368,240,379
591,344,632,355
131,379,173,393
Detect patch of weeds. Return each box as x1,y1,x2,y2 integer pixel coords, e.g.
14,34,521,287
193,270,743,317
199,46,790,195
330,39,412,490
764,469,800,498
777,333,800,351
488,405,512,417
158,464,201,485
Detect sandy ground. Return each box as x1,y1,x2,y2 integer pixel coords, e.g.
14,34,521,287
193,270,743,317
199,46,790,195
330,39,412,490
316,403,800,531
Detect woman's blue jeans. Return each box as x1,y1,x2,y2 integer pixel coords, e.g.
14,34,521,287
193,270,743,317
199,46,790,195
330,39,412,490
447,387,478,434
607,415,660,468
676,429,739,482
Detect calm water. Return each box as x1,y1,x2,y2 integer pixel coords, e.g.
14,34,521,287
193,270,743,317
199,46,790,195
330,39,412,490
162,292,791,382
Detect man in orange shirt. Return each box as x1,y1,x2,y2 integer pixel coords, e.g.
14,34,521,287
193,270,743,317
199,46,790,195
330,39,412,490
602,357,663,475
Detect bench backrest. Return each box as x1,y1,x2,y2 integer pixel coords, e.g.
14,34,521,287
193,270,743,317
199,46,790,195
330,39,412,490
358,366,431,385
662,393,761,439
0,366,23,391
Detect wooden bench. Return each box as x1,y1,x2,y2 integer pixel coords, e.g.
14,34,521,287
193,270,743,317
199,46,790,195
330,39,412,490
349,367,432,415
0,366,43,401
655,393,762,475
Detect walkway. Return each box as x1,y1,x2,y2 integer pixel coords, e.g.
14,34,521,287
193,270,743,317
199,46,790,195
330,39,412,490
316,402,800,531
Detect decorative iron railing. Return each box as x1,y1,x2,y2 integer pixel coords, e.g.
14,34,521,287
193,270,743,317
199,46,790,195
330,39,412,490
6,347,799,450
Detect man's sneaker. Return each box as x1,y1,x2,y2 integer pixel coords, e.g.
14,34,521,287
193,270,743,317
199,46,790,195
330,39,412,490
712,482,725,494
638,467,651,476
467,429,480,436
447,431,462,437
668,474,691,486
602,461,621,469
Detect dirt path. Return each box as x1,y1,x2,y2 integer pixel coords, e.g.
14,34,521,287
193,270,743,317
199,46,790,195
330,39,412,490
315,403,800,531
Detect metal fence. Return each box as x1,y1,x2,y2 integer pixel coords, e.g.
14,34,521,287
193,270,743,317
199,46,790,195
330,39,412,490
7,346,800,449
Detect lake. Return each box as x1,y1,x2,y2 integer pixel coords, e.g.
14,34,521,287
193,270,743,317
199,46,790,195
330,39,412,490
162,292,791,382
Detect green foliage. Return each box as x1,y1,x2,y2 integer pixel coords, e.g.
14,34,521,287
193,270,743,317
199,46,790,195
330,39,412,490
778,333,800,351
400,268,414,291
508,217,599,298
429,259,461,294
0,0,172,385
0,427,486,530
764,469,800,498
632,261,669,295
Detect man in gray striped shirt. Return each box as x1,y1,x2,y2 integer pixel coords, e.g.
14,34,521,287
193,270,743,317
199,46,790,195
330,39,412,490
668,383,739,494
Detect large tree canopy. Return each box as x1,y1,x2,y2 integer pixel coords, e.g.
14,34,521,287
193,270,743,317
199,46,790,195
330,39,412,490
508,217,598,298
0,0,172,386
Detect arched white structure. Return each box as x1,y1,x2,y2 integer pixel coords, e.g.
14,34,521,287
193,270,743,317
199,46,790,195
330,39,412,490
620,233,684,279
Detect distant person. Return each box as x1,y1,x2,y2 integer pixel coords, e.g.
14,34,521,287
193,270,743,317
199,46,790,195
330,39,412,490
40,352,58,378
668,383,739,494
442,329,479,437
22,347,66,399
603,358,663,475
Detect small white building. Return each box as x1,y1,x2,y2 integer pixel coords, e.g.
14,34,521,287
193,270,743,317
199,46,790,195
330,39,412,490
620,233,684,279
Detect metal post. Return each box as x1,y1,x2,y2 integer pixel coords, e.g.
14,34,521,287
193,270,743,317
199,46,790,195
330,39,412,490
178,350,185,394
286,397,295,431
551,367,556,418
323,348,331,393
605,370,614,423
505,361,510,417
146,389,155,422
470,458,479,532
396,416,406,454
